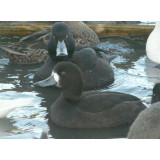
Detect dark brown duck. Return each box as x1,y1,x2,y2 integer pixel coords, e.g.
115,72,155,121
34,23,114,90
46,61,146,128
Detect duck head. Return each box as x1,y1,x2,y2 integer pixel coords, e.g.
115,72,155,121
35,62,84,103
48,22,75,60
152,83,160,104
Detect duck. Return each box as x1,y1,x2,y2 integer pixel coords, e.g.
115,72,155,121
127,102,160,139
34,48,114,90
45,61,146,128
128,83,160,139
146,21,160,64
47,22,75,61
34,23,114,90
0,21,99,64
64,21,99,46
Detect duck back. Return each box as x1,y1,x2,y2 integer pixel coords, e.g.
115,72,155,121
49,92,146,128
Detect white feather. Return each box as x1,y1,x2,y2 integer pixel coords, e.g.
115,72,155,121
146,22,160,63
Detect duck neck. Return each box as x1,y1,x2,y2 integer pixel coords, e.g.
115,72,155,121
62,81,83,104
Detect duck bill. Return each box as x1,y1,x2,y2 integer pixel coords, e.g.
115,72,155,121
34,74,56,87
56,40,68,56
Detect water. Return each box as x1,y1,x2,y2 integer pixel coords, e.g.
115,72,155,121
0,35,159,139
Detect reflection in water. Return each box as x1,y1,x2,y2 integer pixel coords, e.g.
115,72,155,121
0,91,38,118
144,58,160,83
0,118,16,137
0,35,160,139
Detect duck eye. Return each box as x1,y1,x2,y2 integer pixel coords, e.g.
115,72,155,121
65,35,68,39
60,71,66,76
53,35,55,39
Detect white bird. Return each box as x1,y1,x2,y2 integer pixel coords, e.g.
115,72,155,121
146,21,160,63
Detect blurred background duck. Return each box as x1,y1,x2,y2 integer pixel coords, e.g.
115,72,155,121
0,21,100,64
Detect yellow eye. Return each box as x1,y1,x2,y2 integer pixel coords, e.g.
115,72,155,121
65,35,68,39
53,35,55,39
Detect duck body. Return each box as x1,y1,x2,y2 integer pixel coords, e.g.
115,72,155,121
0,29,50,64
71,48,114,90
146,22,160,63
50,91,146,128
128,102,160,139
64,21,99,46
48,61,146,128
34,48,114,90
128,83,160,139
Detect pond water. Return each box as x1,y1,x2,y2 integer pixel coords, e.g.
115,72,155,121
0,34,159,139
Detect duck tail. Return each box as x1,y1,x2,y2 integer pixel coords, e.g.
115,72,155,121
0,46,25,56
98,51,116,63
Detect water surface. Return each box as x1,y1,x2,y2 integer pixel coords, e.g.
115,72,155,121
0,35,159,139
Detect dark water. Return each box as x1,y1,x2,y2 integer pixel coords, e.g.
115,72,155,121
0,35,159,139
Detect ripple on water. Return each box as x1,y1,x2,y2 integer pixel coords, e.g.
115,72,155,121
0,90,48,138
101,55,154,107
8,106,48,133
0,58,9,69
0,91,43,117
98,41,135,54
0,58,9,65
0,83,15,90
0,35,159,139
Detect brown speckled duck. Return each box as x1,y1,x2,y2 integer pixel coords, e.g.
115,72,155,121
0,21,100,64
64,21,99,46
